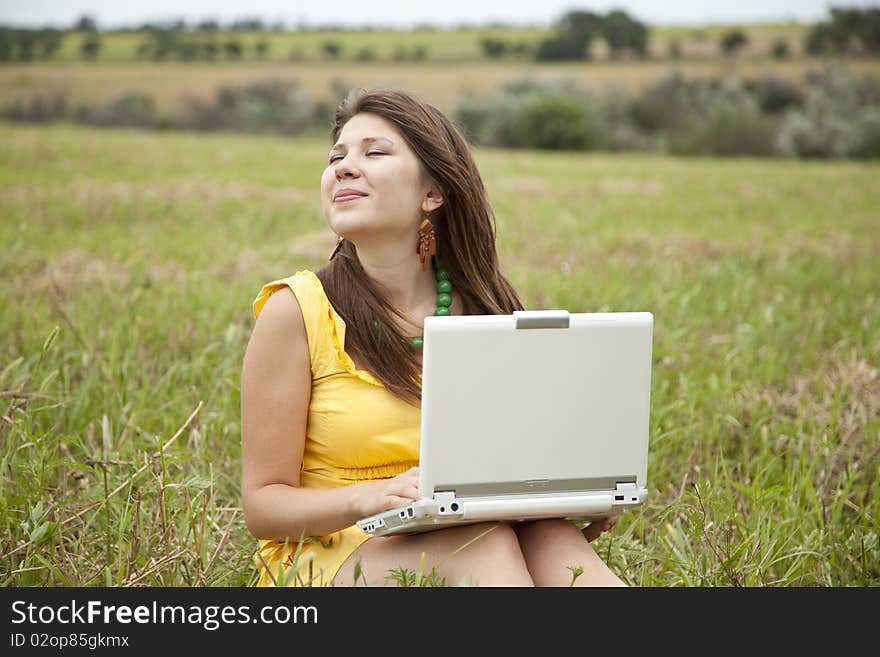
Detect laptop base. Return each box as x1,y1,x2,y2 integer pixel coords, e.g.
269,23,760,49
358,485,647,537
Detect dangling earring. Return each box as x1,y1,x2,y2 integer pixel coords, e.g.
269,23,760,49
329,236,343,261
417,216,436,272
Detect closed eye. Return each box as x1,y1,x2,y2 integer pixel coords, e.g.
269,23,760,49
328,151,385,163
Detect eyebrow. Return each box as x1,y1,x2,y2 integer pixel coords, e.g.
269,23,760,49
329,136,394,152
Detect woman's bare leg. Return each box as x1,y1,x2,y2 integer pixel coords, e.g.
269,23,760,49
333,522,534,587
514,519,626,587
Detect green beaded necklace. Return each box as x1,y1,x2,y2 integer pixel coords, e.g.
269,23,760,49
372,261,453,350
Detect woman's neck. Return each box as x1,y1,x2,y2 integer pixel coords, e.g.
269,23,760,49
355,243,435,312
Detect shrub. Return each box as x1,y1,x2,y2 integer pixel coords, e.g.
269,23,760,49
354,47,376,61
179,79,316,135
3,93,68,122
720,29,748,56
749,75,804,114
481,37,508,59
630,72,703,133
852,107,880,158
667,79,775,156
776,68,880,158
80,34,101,60
224,41,242,59
74,93,158,128
321,41,342,59
454,78,599,150
771,39,790,59
508,94,595,149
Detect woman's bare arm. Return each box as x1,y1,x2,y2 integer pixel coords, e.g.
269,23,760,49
240,286,418,541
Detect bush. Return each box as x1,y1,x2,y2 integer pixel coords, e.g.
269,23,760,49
507,94,595,149
852,107,880,158
749,75,804,114
74,93,158,128
80,34,101,60
630,72,703,133
178,79,316,135
771,39,790,59
667,79,775,156
224,41,242,59
3,93,68,122
321,41,342,59
776,69,880,158
354,47,376,61
687,103,775,156
720,29,748,56
481,37,508,59
454,78,600,150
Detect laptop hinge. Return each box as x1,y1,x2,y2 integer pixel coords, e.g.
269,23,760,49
614,481,640,504
513,310,570,329
432,491,462,516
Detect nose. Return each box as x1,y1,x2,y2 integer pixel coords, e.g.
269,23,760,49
333,155,360,180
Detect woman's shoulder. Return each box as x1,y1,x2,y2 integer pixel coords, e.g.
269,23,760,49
252,269,323,321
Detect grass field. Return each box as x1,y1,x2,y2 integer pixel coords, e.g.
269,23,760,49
1,122,878,586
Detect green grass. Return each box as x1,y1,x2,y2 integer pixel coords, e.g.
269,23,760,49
1,122,878,586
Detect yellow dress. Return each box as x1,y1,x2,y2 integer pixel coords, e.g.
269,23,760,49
251,269,420,586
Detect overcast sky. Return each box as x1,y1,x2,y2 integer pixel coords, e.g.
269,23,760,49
2,1,876,29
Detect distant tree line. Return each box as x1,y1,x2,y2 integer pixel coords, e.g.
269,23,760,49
0,28,64,61
2,7,880,63
806,7,880,55
134,29,272,61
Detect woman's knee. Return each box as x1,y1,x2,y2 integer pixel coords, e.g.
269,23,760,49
443,522,531,586
454,522,523,559
516,518,580,540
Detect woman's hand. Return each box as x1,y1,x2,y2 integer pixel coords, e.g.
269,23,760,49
349,466,421,518
581,515,619,542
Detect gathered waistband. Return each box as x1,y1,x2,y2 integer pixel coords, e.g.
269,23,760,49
311,460,419,482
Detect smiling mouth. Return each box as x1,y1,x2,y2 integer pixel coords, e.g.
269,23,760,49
334,194,366,203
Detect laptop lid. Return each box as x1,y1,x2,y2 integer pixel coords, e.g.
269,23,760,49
418,310,653,499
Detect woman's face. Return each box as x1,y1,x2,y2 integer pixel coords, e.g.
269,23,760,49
321,112,437,248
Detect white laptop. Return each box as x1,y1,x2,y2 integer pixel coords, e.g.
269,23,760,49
356,309,653,537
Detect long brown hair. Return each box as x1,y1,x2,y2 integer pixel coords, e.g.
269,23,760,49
316,87,524,407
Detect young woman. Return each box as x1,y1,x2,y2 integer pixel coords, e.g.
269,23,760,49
240,87,624,587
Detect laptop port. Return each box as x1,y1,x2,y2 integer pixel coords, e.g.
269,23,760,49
615,495,624,501
451,502,459,512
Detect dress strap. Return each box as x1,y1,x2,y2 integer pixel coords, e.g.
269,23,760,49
252,270,384,386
